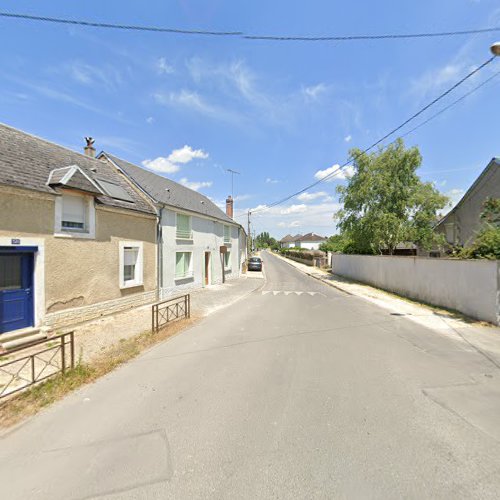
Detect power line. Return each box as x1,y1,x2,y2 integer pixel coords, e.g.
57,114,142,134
1,11,500,42
235,59,499,218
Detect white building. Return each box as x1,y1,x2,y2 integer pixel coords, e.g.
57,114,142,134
101,153,247,299
296,233,327,250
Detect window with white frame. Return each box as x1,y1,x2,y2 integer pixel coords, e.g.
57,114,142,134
176,213,192,239
55,192,95,238
224,251,231,270
119,241,143,288
175,252,193,279
223,225,231,244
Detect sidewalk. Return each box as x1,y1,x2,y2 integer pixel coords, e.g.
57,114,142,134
273,252,500,368
68,274,264,363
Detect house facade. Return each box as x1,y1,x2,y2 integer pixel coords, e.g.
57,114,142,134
0,124,157,340
101,153,247,299
436,158,500,246
296,233,327,250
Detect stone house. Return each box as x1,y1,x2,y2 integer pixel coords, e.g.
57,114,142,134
0,124,157,345
100,153,247,299
436,157,500,246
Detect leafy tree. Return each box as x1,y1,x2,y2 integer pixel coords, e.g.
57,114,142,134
319,234,348,253
255,232,277,249
336,139,448,255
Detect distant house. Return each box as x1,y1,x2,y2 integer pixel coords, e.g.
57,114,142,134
279,234,295,248
100,153,247,299
296,233,327,250
436,158,500,246
0,124,157,341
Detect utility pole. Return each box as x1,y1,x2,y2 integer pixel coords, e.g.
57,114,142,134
226,169,240,199
247,211,251,256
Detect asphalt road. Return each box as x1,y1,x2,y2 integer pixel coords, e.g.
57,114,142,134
1,250,500,499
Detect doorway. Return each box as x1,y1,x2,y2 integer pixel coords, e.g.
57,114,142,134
204,252,211,286
0,251,34,333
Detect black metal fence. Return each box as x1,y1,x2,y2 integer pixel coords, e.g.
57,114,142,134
0,332,75,399
152,294,190,333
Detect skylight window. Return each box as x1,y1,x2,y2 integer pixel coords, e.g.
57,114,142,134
95,178,134,203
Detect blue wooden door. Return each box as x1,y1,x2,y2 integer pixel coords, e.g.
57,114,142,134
0,253,34,333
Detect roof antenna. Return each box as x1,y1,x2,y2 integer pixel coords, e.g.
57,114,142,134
226,168,240,198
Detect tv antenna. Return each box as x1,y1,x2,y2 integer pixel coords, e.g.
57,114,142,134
226,169,241,198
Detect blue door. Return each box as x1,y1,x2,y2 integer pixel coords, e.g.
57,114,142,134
0,251,34,333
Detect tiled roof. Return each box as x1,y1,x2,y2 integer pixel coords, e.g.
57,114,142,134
280,234,294,243
297,232,326,242
103,153,237,225
0,123,155,215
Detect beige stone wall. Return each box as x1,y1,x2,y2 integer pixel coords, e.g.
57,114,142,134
0,187,157,321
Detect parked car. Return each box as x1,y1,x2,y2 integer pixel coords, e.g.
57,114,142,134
248,257,262,271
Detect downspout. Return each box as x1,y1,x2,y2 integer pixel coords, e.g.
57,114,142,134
157,205,164,300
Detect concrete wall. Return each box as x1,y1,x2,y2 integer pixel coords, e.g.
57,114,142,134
0,186,157,329
159,208,243,298
300,241,321,250
331,254,499,325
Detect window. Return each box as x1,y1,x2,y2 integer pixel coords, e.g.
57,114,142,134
0,255,21,290
55,192,95,239
175,252,193,279
224,225,231,244
95,178,134,203
176,214,192,239
62,195,87,231
224,251,231,270
119,242,143,288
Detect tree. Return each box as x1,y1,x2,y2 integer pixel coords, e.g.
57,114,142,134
319,234,348,253
336,139,448,255
255,232,277,249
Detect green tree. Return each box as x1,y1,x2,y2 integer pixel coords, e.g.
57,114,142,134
336,139,448,255
255,232,277,249
319,234,348,253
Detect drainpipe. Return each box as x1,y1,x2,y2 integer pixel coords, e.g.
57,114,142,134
156,206,164,300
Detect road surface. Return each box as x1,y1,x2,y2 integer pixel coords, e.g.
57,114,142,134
1,250,500,499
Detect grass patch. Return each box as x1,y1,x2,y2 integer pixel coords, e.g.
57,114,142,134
0,317,196,429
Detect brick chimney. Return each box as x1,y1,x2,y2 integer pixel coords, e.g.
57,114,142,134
84,137,96,158
226,195,234,219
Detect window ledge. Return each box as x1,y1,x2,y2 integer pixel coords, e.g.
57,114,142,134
54,231,95,240
175,274,194,282
120,281,144,290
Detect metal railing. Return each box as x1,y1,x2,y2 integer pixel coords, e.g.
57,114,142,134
152,294,190,333
0,332,75,399
176,229,193,240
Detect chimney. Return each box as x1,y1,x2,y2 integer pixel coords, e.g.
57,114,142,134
84,137,96,158
226,195,234,219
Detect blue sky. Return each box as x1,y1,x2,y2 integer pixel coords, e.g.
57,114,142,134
1,0,499,237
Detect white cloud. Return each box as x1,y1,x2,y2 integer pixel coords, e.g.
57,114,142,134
314,164,355,182
302,83,329,101
168,145,208,164
142,157,180,174
234,194,252,202
280,204,308,215
297,191,328,202
344,135,352,143
146,116,154,124
66,61,122,91
179,178,213,191
156,57,174,75
440,188,466,215
142,145,208,174
265,178,279,184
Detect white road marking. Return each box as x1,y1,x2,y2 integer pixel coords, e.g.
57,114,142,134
261,291,326,297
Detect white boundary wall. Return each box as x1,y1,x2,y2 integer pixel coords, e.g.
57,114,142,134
332,254,499,325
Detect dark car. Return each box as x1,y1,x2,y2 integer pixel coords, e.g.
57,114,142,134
248,257,262,271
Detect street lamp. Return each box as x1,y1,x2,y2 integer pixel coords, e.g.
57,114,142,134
491,42,500,56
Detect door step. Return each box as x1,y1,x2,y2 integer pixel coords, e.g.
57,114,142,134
0,328,47,352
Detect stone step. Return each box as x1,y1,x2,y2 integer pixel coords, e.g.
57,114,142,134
0,331,47,352
0,327,41,343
